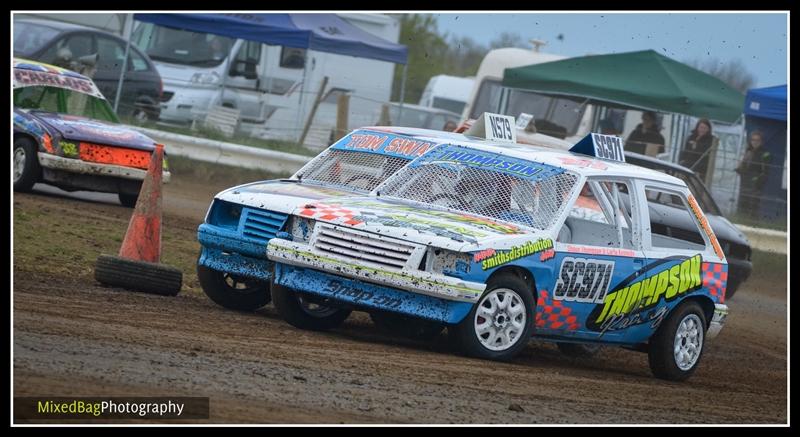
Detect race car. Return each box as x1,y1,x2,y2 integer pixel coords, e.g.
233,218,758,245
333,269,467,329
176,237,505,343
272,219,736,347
12,58,170,207
264,121,728,381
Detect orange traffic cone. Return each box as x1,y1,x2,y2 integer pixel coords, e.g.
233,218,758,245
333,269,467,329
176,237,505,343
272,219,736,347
94,144,182,296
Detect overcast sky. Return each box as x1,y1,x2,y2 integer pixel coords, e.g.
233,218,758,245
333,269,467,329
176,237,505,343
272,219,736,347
434,12,787,88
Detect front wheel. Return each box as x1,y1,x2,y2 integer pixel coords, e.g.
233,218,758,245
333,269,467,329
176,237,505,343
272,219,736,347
450,273,534,361
271,283,351,331
197,265,271,311
648,301,707,381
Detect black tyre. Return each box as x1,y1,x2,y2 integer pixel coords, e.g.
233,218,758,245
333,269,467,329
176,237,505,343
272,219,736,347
13,136,40,192
450,273,534,361
648,301,707,381
271,282,351,331
118,192,139,208
197,264,270,311
94,254,182,296
557,342,602,358
370,311,445,341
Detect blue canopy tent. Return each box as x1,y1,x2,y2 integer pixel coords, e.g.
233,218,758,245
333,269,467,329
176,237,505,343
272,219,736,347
742,85,787,220
133,13,409,138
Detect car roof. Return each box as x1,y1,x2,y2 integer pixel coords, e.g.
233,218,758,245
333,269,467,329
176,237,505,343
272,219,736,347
13,57,92,81
625,151,696,175
360,126,686,186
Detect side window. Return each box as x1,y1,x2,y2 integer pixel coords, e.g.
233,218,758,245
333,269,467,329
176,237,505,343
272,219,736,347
96,37,126,71
560,179,635,249
235,40,261,63
42,34,93,64
280,46,306,69
129,49,149,72
644,187,707,252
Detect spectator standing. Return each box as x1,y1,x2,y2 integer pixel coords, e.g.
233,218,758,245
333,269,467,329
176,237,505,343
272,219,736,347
626,111,665,156
679,118,715,181
736,131,771,218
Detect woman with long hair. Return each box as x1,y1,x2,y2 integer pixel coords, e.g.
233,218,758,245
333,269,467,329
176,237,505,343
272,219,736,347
678,118,715,181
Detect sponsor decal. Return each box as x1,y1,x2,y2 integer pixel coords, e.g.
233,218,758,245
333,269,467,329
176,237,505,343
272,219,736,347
14,69,100,97
324,280,403,310
334,132,435,158
437,150,544,178
481,238,553,270
553,257,615,303
411,144,564,182
566,245,636,258
687,194,725,260
558,157,609,170
473,249,496,262
60,141,78,157
587,255,703,333
539,248,555,262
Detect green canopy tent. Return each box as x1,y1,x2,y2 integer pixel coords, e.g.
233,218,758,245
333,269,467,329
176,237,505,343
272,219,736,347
502,49,745,124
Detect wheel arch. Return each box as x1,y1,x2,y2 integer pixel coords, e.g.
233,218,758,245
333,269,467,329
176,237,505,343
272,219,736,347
675,294,715,330
486,265,538,302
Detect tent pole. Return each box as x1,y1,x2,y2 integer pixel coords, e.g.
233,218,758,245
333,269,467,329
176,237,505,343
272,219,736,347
113,13,134,114
295,53,310,142
398,63,407,119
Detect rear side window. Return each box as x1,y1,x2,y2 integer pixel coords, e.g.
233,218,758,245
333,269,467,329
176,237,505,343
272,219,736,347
645,187,707,252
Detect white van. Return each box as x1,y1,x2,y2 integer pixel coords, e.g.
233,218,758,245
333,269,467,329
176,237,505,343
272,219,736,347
418,75,475,115
131,13,400,145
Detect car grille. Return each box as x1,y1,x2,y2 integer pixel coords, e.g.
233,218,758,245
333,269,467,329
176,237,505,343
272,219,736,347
313,224,417,270
241,208,288,243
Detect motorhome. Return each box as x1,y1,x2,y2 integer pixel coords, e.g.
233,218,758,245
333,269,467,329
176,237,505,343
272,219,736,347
131,13,401,147
418,75,475,115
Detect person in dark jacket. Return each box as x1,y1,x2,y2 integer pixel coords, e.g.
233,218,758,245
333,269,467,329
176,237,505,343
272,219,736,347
736,130,771,219
679,118,715,182
626,111,665,155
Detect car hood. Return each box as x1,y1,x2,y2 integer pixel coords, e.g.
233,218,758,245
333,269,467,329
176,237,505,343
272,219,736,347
215,180,363,214
289,196,545,251
30,112,157,150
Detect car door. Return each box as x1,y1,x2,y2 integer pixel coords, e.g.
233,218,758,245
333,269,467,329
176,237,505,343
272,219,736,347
549,176,648,342
225,40,263,123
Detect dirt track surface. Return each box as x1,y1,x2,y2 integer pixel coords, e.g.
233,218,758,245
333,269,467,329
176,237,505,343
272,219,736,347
13,183,788,424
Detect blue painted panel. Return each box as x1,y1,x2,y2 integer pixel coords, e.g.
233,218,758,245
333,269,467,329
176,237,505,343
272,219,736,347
198,247,273,281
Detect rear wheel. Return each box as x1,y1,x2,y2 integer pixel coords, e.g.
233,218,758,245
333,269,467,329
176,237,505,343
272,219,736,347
450,273,534,361
272,283,351,331
648,301,707,381
197,265,270,311
14,137,40,192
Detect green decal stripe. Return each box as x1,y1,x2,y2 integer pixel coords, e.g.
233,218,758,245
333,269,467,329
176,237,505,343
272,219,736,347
271,244,482,295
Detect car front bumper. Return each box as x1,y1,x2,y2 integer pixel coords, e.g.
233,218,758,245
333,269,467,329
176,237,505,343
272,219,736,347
266,238,486,304
38,153,171,183
197,223,273,281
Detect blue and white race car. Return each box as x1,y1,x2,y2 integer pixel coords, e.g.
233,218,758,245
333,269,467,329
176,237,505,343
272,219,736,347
199,115,728,381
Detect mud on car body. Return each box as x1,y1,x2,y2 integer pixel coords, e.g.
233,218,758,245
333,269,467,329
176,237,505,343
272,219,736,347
12,58,170,207
196,127,444,312
265,131,729,381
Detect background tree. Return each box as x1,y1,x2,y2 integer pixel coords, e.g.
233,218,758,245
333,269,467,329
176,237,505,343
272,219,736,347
687,57,757,93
